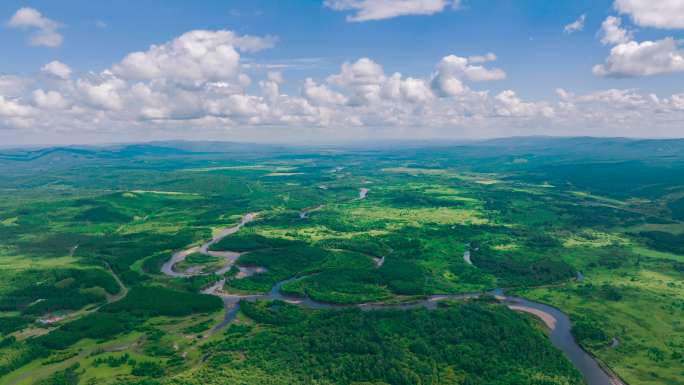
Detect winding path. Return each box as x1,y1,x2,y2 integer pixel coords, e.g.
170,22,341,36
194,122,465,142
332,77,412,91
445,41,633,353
160,191,625,385
299,205,323,219
104,262,128,303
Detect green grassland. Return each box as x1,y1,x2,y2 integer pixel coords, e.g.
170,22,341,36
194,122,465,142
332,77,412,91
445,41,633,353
0,139,683,384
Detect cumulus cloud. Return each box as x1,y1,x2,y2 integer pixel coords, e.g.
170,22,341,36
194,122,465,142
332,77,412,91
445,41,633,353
76,73,127,111
600,16,632,45
467,53,497,64
327,57,386,104
553,87,684,134
431,54,506,97
669,93,684,109
495,90,554,118
0,96,35,118
564,14,586,34
324,57,435,107
7,7,63,47
7,27,684,138
259,72,283,101
557,87,654,108
614,0,684,29
593,13,684,78
41,61,72,80
593,37,684,77
0,75,32,97
397,76,433,103
0,32,550,136
32,89,69,110
302,78,348,106
111,30,274,84
324,0,459,22
0,95,37,129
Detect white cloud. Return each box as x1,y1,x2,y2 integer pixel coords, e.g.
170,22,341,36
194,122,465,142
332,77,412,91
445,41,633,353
552,87,684,135
302,78,348,106
431,54,505,97
41,61,72,80
600,16,633,45
564,14,586,34
325,57,434,105
669,93,684,109
328,57,386,104
259,72,283,101
76,73,127,110
328,57,386,86
557,87,653,108
7,7,63,47
398,77,433,103
593,37,684,77
7,27,684,139
0,75,32,97
495,90,554,118
614,0,684,29
467,53,497,64
0,35,548,137
0,95,35,118
32,89,69,110
112,30,274,84
324,0,459,22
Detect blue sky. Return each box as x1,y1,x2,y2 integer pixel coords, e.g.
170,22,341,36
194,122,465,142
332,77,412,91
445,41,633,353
1,0,684,145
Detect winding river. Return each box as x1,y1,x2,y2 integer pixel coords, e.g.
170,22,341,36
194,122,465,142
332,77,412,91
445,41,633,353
161,189,625,385
160,213,256,277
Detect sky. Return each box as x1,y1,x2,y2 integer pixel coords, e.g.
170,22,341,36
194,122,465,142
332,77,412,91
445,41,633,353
1,0,684,145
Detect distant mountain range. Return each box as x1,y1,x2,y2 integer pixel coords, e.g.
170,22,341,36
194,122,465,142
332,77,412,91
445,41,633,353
3,137,684,163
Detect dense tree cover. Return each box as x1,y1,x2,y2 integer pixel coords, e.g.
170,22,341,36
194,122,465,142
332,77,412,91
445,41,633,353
78,229,207,286
35,363,81,385
569,283,625,302
526,161,684,198
141,251,173,274
0,316,31,335
103,286,222,317
24,286,222,351
0,268,119,314
210,230,304,252
635,231,684,255
226,246,332,293
180,274,222,292
473,252,575,287
0,339,43,376
174,252,223,274
33,312,137,350
197,302,583,385
73,205,133,223
185,253,220,265
668,197,684,221
571,317,610,350
131,361,165,377
559,204,644,228
316,235,390,259
282,269,392,303
387,191,467,208
93,353,131,368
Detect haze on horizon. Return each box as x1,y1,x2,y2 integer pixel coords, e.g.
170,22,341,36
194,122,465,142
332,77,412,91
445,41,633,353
2,0,684,146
